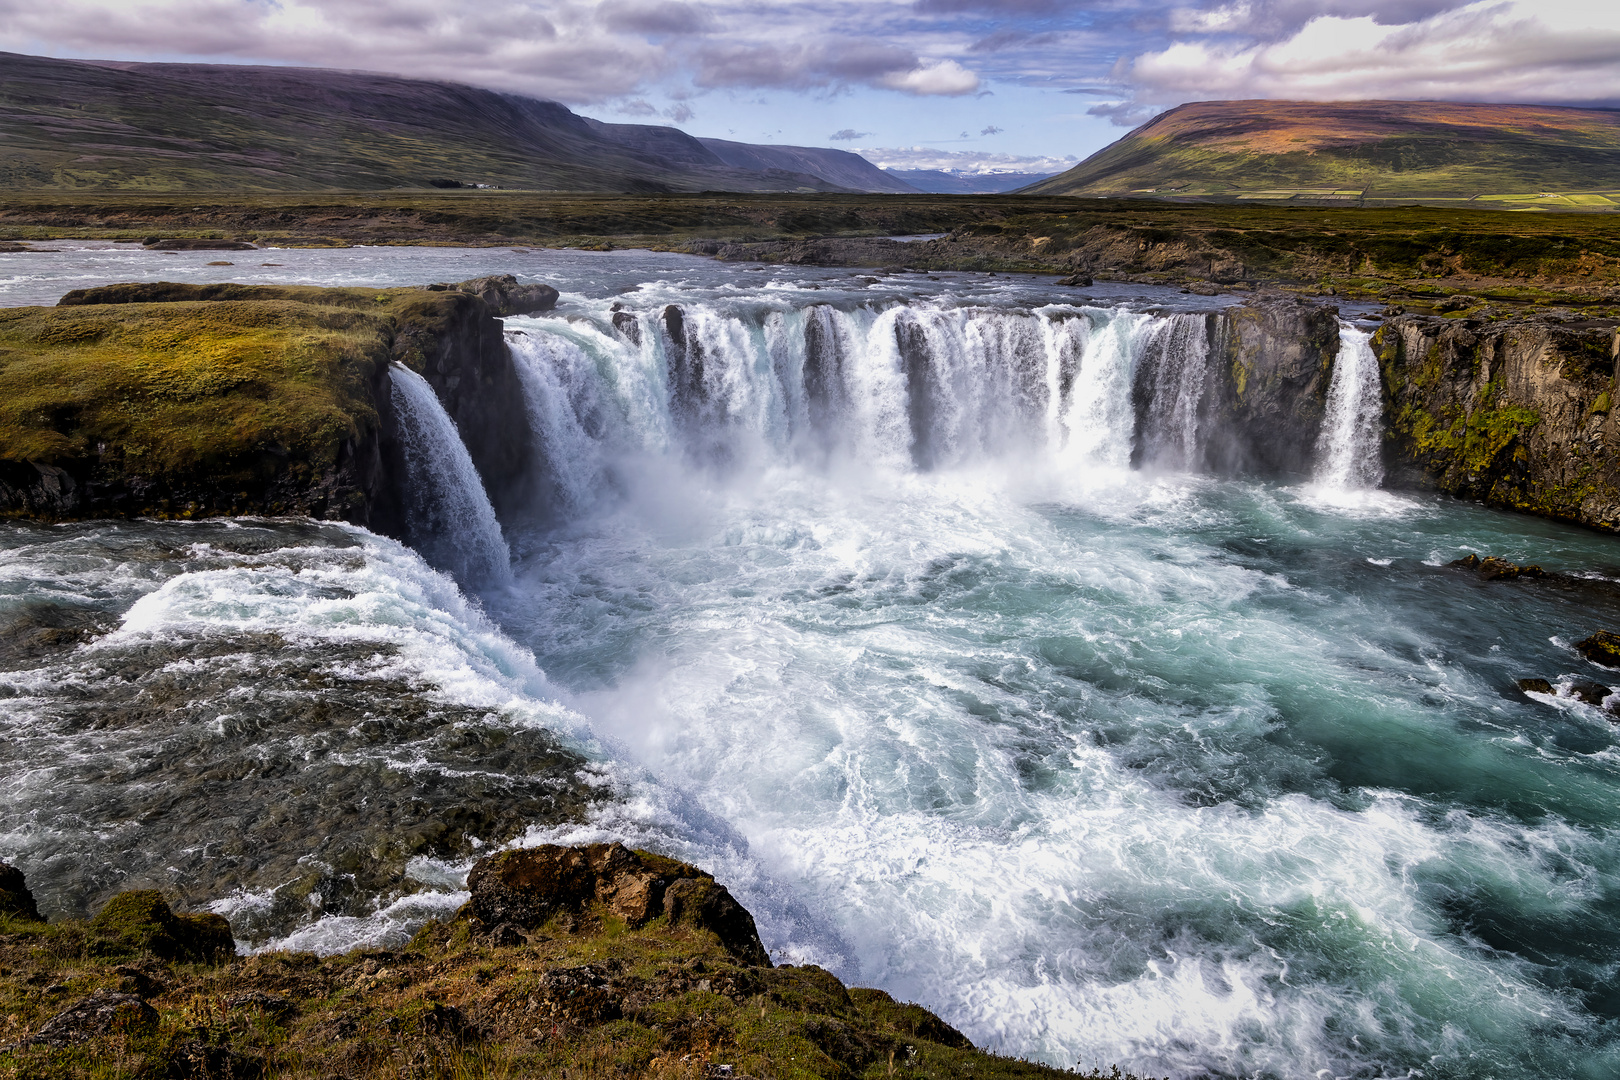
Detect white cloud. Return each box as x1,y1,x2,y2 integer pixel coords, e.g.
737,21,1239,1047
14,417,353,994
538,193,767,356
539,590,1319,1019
857,146,1078,174
0,0,666,101
1120,0,1620,109
880,57,981,95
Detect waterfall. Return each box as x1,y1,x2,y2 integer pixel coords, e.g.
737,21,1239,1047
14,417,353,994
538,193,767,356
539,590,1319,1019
504,300,1233,518
1134,314,1213,471
388,363,512,586
1314,323,1385,490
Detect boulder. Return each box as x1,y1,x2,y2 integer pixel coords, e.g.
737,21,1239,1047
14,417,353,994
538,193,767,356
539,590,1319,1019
1516,678,1554,695
90,891,235,964
466,843,771,966
1056,273,1093,287
1575,631,1620,668
1566,680,1613,707
441,274,559,317
24,989,158,1047
0,860,41,921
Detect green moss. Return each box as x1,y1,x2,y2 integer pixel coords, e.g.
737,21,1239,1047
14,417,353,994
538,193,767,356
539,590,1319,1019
88,890,235,964
1,900,1164,1080
0,287,415,487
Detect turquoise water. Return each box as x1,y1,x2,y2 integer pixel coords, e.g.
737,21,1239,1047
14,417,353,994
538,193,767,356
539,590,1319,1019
0,248,1614,1077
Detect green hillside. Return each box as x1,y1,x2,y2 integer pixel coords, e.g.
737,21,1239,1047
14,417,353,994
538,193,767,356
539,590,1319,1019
1024,100,1620,210
0,52,905,194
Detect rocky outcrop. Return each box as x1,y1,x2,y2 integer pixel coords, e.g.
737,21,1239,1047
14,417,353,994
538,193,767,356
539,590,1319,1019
89,890,236,963
1,860,41,921
430,274,559,317
374,286,540,533
1576,631,1620,667
466,843,771,967
1203,299,1340,475
16,989,159,1048
2,277,544,540
1376,313,1620,530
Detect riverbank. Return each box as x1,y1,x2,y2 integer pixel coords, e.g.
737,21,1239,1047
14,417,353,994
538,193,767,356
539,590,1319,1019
3,192,1618,309
0,851,1142,1080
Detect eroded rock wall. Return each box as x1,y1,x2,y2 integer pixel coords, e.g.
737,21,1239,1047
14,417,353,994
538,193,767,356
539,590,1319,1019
1203,299,1340,476
1376,314,1620,530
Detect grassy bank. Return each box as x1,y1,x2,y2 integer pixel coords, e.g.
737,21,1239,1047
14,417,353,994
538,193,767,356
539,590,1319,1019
0,903,1148,1080
4,192,1619,306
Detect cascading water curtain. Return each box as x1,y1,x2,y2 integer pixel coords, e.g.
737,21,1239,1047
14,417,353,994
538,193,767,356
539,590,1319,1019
504,301,1237,513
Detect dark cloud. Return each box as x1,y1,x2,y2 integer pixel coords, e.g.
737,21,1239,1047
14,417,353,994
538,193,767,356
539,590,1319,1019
980,124,1003,134
967,29,1059,53
913,0,1072,13
693,36,977,95
829,129,871,140
595,0,712,35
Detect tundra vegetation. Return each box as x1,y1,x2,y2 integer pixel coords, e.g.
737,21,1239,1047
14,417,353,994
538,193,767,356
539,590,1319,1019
3,193,1619,309
0,850,1152,1080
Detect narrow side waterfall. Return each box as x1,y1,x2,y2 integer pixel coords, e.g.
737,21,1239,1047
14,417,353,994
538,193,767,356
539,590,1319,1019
388,363,512,585
504,301,1210,510
1314,323,1385,490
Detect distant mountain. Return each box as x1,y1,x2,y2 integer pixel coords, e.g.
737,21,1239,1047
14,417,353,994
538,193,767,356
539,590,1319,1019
885,169,1057,194
1022,100,1620,208
0,52,900,194
702,140,919,194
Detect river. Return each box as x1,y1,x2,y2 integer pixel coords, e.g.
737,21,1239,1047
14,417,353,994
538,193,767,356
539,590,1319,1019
1,244,1616,1079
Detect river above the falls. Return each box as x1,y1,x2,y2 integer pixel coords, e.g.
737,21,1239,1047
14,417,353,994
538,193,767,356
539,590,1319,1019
1,247,1616,1079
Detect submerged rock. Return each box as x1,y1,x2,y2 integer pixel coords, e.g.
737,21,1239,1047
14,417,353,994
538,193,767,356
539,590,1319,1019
90,890,235,964
1448,554,1550,580
1575,631,1620,668
466,843,771,967
1566,680,1614,708
0,860,41,921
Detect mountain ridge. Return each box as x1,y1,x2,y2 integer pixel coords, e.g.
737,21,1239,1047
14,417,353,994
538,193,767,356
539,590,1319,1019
1022,99,1620,209
0,51,912,194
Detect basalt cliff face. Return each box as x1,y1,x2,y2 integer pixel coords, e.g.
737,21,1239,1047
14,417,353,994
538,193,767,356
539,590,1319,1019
0,276,552,534
1376,314,1620,530
1207,300,1339,475
5,284,1620,540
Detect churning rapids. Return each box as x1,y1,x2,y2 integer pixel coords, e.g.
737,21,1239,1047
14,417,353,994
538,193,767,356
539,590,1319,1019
4,248,1620,1079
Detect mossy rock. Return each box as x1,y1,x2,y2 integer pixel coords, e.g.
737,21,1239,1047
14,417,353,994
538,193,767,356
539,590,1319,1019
1576,631,1620,668
89,890,234,963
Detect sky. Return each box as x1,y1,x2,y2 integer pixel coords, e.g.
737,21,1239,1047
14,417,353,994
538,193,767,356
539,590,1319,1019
3,0,1619,175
